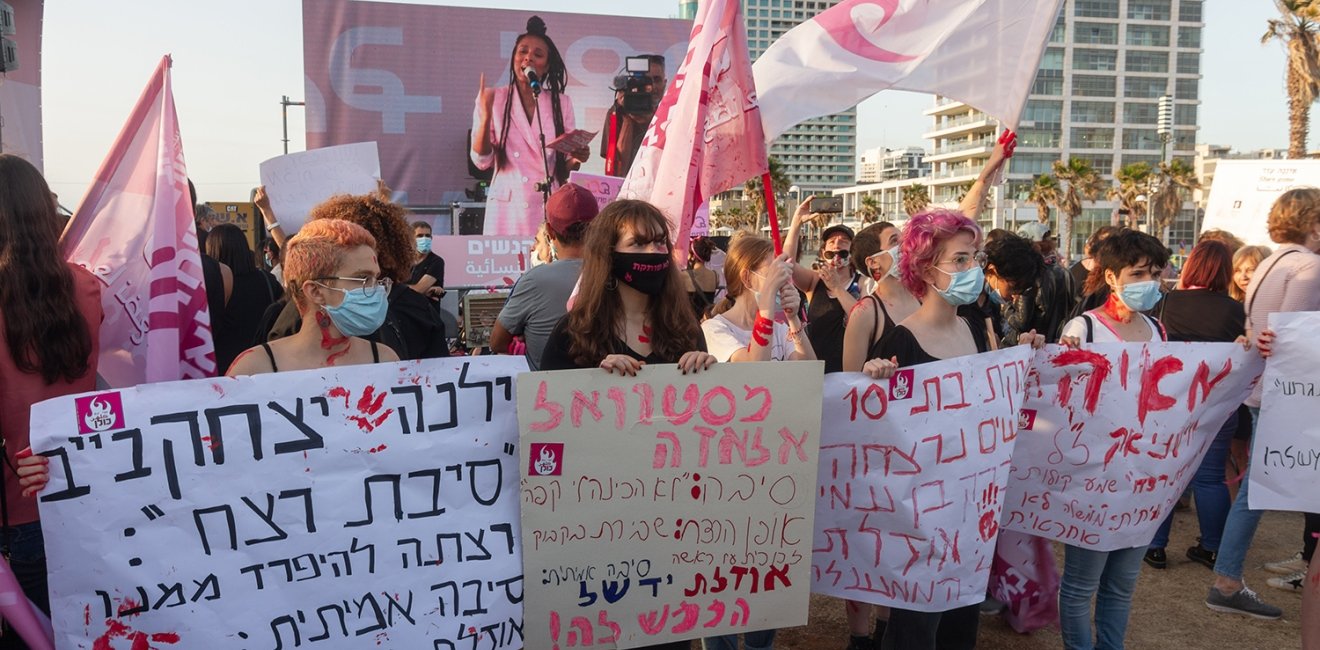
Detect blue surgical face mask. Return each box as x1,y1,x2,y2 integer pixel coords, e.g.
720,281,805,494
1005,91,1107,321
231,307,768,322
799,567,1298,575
321,285,390,336
416,236,432,254
933,265,985,307
987,285,1006,306
1118,280,1162,312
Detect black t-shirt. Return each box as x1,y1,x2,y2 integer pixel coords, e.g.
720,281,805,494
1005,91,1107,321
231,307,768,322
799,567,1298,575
213,270,283,373
1152,289,1245,343
539,314,708,370
1069,260,1091,300
409,252,445,286
806,275,860,374
878,316,990,366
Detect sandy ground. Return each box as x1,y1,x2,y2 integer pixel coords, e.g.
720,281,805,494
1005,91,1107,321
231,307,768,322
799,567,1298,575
769,509,1306,649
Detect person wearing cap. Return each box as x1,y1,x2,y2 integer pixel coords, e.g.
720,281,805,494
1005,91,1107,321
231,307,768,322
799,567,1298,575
490,182,598,369
782,199,860,373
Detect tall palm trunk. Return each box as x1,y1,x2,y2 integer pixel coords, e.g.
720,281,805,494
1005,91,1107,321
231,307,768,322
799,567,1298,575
1289,59,1312,158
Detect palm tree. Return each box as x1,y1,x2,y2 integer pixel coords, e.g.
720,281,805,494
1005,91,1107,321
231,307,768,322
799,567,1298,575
743,156,791,231
1052,158,1106,261
857,195,881,224
1150,159,1200,242
1110,162,1153,229
902,184,931,216
1263,0,1320,158
1027,173,1060,226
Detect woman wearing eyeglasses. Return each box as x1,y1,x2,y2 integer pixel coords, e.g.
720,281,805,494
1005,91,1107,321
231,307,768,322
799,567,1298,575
858,209,1043,650
228,219,401,375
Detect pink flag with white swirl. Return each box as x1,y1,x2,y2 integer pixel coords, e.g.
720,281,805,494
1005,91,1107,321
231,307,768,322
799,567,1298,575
61,56,216,386
754,0,1064,141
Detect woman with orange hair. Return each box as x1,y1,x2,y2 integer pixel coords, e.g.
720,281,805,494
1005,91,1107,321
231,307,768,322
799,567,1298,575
227,219,400,375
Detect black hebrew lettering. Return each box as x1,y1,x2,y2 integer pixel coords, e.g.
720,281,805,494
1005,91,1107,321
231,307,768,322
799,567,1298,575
465,459,503,506
150,410,209,466
240,494,288,545
37,446,91,502
270,610,305,650
309,602,349,642
352,592,387,636
193,504,238,555
431,382,459,431
406,469,446,519
268,397,327,455
203,403,264,464
345,474,403,527
390,385,426,434
458,362,513,422
110,429,152,482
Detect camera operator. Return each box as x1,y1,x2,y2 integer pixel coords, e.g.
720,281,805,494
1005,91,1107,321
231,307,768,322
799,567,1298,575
600,54,666,178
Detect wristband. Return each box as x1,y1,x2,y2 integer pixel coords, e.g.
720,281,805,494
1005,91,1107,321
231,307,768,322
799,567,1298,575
265,221,281,230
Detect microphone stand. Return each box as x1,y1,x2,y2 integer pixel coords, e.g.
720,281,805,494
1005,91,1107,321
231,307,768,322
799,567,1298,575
530,79,553,225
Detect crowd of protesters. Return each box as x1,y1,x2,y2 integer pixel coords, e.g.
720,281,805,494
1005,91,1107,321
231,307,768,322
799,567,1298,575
5,113,1320,650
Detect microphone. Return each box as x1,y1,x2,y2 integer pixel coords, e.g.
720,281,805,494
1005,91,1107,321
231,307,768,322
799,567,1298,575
523,67,542,95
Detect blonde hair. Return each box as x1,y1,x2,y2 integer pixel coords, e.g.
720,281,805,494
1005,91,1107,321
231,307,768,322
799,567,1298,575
1230,245,1271,302
1267,188,1320,245
283,219,377,312
713,233,774,316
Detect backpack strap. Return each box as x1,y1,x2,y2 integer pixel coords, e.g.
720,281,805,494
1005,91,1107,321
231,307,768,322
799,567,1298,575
1246,249,1301,319
1082,312,1094,343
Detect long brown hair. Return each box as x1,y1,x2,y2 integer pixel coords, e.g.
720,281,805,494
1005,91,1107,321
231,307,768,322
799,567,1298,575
565,200,701,366
712,233,773,316
0,155,94,384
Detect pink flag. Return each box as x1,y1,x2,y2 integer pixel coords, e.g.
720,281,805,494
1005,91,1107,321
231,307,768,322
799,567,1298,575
754,0,1064,141
61,56,216,386
620,0,768,263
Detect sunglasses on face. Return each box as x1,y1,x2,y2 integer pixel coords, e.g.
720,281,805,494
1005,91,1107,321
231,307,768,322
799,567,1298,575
820,250,850,262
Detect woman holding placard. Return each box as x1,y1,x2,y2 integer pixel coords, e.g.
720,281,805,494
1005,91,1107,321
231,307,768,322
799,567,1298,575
226,219,400,375
1056,229,1170,650
471,16,590,236
858,209,1043,650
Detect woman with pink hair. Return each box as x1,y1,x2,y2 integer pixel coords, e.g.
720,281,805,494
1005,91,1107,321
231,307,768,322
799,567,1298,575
860,209,1042,649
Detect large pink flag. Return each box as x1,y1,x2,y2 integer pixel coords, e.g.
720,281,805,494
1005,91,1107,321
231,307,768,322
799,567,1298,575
620,0,767,261
754,0,1064,141
61,56,215,387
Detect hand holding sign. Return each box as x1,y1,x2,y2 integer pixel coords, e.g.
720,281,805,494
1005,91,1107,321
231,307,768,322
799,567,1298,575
257,142,381,234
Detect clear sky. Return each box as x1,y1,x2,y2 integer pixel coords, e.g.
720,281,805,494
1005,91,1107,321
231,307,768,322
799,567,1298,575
35,0,1293,204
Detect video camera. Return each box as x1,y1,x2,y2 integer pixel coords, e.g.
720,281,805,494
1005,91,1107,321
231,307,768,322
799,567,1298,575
612,55,662,116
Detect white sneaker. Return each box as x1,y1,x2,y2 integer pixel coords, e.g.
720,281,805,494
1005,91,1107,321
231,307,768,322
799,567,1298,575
1264,552,1307,575
1266,570,1307,592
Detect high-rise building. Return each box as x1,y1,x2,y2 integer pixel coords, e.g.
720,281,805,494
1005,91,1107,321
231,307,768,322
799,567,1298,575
678,0,856,198
919,1,1205,254
858,147,929,183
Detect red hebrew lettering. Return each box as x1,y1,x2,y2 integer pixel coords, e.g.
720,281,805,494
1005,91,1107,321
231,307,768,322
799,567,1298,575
740,385,773,422
1137,352,1183,426
633,384,655,425
1120,350,1130,390
941,372,971,409
703,600,726,627
1051,349,1113,415
638,605,670,635
571,390,604,428
846,384,888,421
911,480,954,528
530,381,564,432
597,610,621,643
1103,427,1143,470
701,386,737,426
730,598,751,627
607,387,627,430
777,428,810,464
864,443,922,476
662,384,701,425
1187,358,1233,412
925,429,968,464
909,377,942,415
669,601,700,633
653,432,682,469
695,426,719,467
859,513,885,565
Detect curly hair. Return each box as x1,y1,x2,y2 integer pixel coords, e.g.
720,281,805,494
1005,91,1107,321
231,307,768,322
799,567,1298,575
1266,187,1320,245
898,209,982,299
0,154,94,384
565,200,702,366
307,193,413,283
1084,229,1169,295
985,233,1044,294
283,219,377,312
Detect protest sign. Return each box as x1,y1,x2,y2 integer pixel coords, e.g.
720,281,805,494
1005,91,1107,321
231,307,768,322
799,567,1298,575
1004,344,1262,551
431,235,536,288
812,347,1033,612
258,142,381,234
1250,311,1320,511
1200,160,1320,247
33,357,527,649
518,362,823,649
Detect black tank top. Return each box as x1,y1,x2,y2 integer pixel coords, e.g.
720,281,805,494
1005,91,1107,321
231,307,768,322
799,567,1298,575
259,340,379,372
862,295,898,362
806,274,860,374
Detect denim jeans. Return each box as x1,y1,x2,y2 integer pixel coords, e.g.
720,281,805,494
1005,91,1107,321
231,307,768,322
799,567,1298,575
1059,545,1146,650
1150,412,1236,550
0,522,48,650
703,629,776,650
1214,406,1263,581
